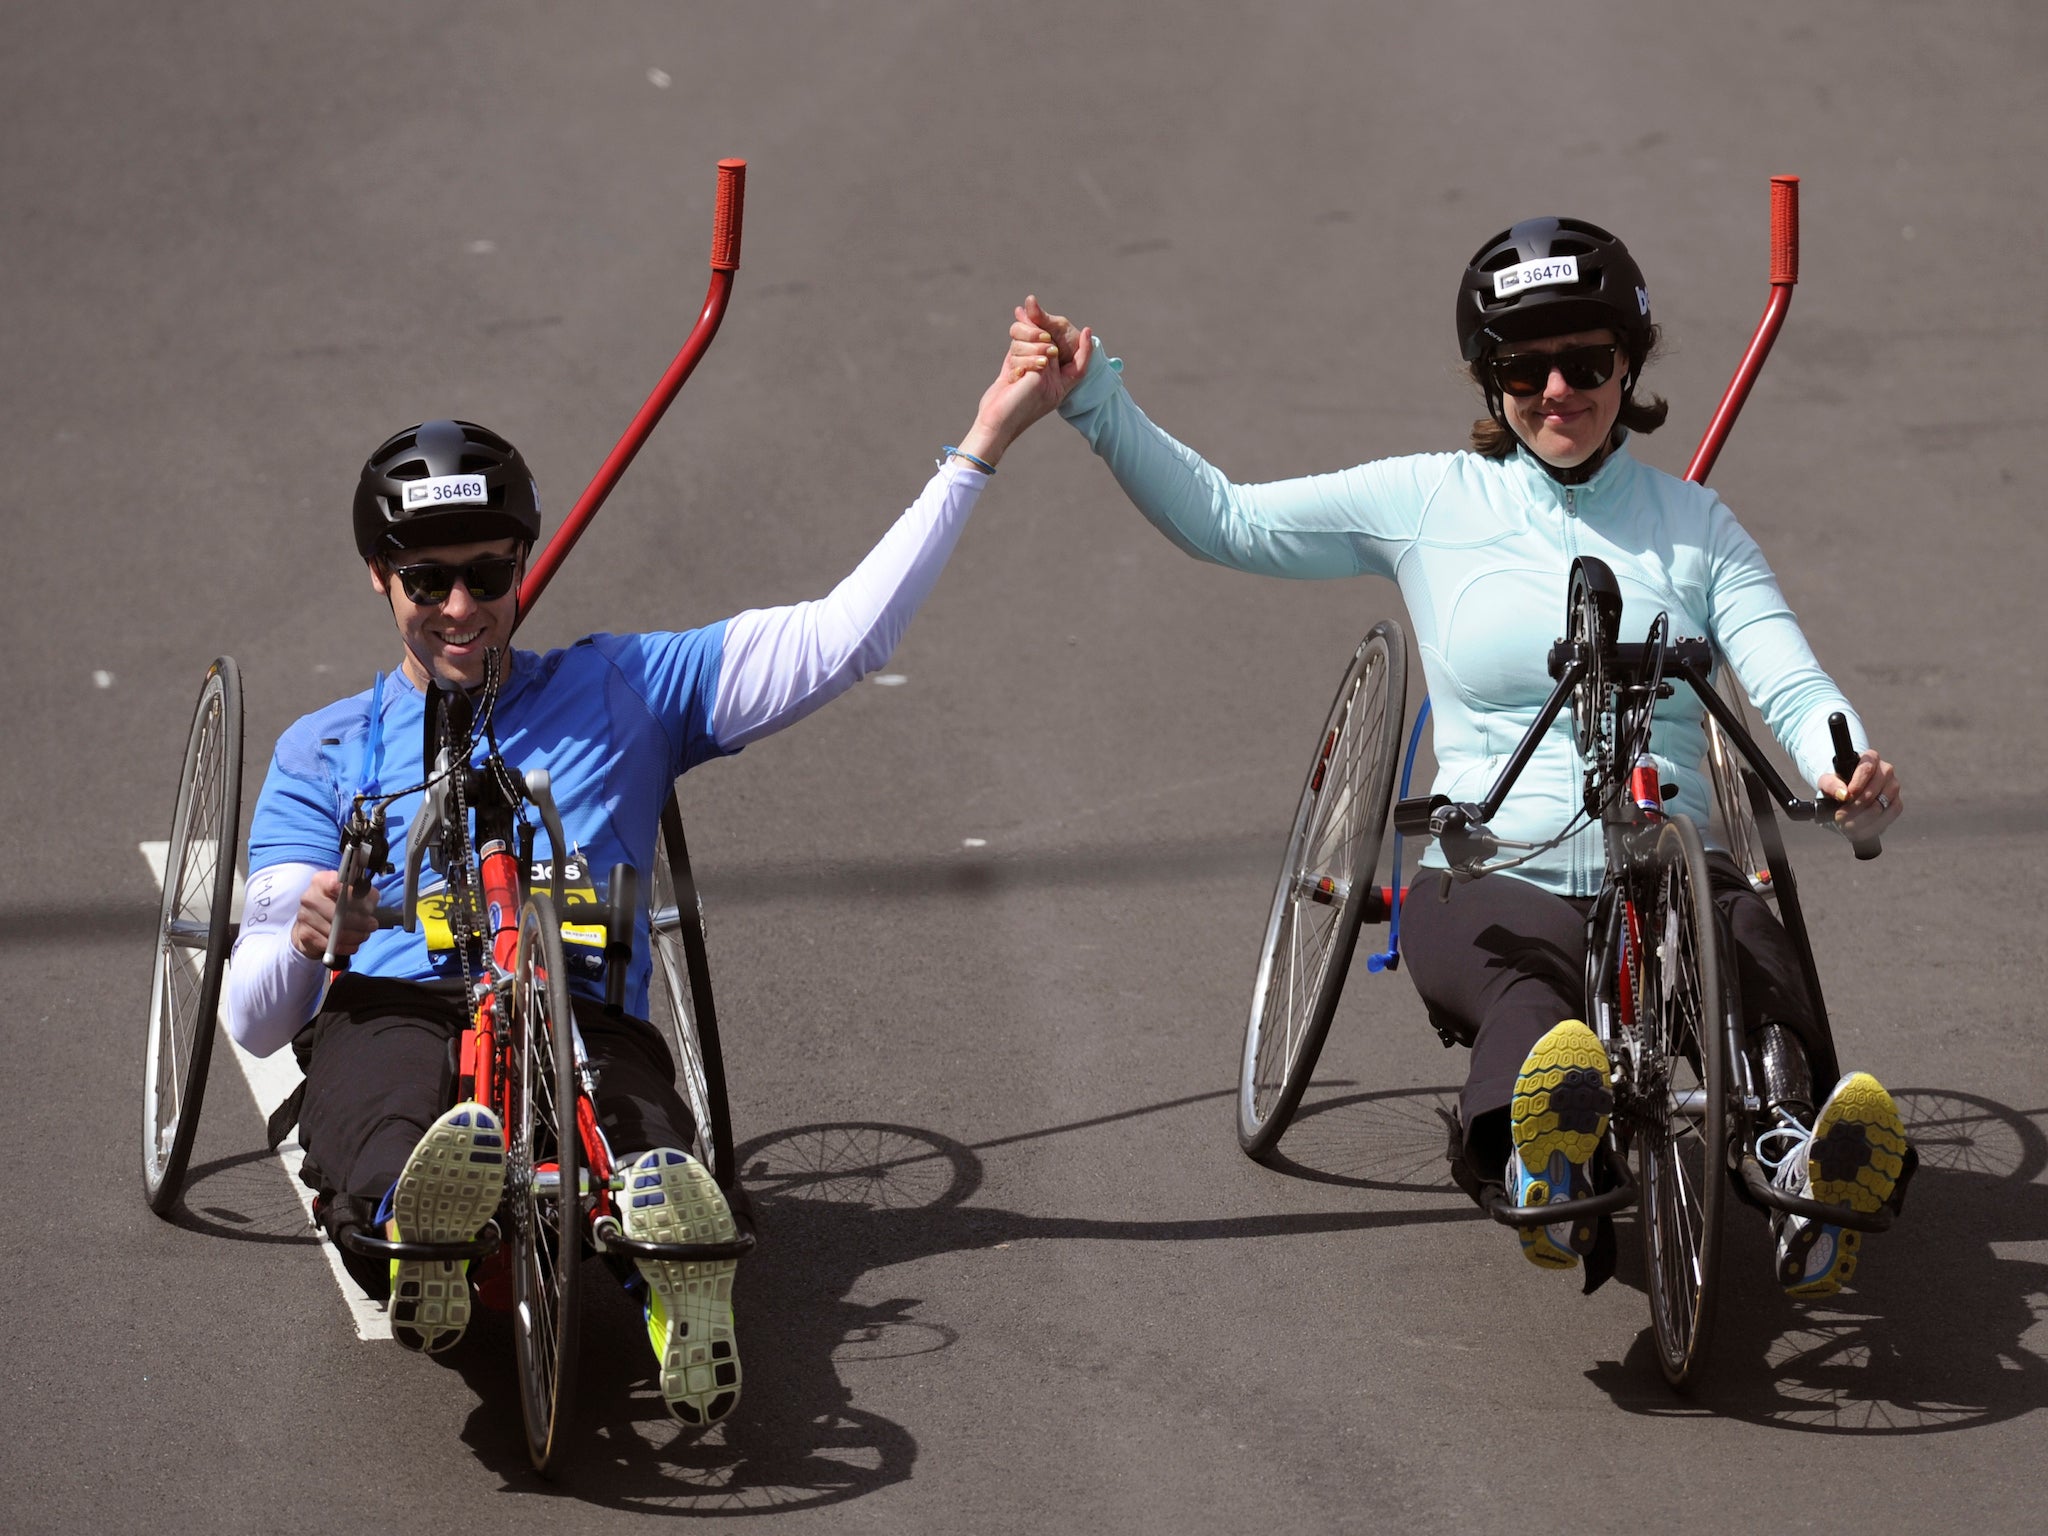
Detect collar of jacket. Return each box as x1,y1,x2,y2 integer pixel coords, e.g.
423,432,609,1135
1507,437,1638,515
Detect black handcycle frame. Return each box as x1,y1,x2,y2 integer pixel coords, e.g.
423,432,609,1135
1240,552,1889,1384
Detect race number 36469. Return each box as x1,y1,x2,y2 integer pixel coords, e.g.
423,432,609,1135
402,474,489,508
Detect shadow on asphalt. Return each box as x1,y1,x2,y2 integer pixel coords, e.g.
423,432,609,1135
164,1083,2048,1507
165,1146,318,1245
1268,1082,2048,1433
1580,1088,2048,1433
408,1090,1475,1513
1260,1081,2048,1433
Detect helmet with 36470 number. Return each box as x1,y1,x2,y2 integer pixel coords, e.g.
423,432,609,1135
352,419,542,560
1455,217,1653,364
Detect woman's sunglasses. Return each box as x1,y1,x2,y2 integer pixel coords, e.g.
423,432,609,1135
386,555,520,606
1487,343,1619,398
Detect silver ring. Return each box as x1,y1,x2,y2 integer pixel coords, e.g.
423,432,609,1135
1876,793,1891,812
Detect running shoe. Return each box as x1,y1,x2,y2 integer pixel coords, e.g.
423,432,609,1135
382,1103,505,1353
621,1148,742,1426
1773,1071,1907,1298
1509,1020,1613,1270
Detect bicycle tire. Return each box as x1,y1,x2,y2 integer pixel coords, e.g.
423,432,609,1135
1634,813,1729,1387
648,792,738,1189
1237,621,1406,1158
142,657,244,1215
510,892,583,1474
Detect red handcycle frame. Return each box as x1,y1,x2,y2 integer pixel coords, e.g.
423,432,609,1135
335,159,756,1474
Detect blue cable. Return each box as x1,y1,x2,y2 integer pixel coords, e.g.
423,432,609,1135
1366,694,1431,974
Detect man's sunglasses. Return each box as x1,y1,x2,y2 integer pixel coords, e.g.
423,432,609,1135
386,555,521,606
1487,343,1619,398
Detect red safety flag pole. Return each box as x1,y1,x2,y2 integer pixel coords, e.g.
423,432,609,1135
516,158,748,626
1685,175,1798,485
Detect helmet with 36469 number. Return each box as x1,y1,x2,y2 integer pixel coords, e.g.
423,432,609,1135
351,419,542,560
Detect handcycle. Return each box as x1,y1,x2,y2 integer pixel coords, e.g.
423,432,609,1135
139,160,754,1472
1242,553,1894,1386
1232,177,1898,1386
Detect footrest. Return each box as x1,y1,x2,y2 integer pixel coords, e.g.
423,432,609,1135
340,1222,503,1262
1738,1156,1895,1234
589,1214,757,1263
1485,1159,1638,1229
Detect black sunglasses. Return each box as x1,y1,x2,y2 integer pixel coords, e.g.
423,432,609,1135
386,555,520,606
1487,343,1619,398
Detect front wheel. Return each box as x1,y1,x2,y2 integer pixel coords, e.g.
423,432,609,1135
1632,814,1730,1387
142,657,243,1214
509,893,583,1474
1237,621,1406,1158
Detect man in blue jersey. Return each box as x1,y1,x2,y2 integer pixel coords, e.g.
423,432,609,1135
228,349,1057,1426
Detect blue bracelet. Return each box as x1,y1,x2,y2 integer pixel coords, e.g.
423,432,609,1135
939,445,996,475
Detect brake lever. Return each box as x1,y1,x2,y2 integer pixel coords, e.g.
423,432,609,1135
523,769,571,912
404,748,456,932
1430,802,1499,875
325,803,390,969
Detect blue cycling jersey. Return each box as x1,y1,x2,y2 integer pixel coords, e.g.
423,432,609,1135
248,626,730,1014
1057,345,1866,896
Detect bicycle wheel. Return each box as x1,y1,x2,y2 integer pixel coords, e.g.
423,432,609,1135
648,792,737,1188
1634,813,1729,1387
510,892,583,1474
1237,620,1406,1158
142,657,244,1215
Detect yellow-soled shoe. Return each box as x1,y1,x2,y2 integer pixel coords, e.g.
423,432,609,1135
1509,1021,1613,1270
623,1148,741,1426
1776,1072,1907,1297
386,1103,505,1353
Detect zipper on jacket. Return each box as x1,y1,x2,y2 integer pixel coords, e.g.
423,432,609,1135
1565,487,1577,518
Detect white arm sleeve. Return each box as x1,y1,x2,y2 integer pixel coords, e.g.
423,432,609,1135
710,460,987,750
226,861,330,1058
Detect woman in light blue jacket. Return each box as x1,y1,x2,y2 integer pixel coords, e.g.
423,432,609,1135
1006,218,1907,1298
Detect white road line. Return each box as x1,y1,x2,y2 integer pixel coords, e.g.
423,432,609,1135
142,841,391,1341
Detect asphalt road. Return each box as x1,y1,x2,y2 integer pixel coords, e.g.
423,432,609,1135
5,1,2045,1530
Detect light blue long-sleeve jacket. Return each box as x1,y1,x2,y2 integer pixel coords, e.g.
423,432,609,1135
1057,344,1865,896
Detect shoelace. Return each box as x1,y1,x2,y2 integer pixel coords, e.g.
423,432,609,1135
1757,1122,1812,1194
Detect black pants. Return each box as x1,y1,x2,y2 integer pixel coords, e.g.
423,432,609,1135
1398,854,1821,1176
291,973,694,1291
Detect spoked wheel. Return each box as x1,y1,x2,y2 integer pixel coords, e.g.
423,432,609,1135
1237,620,1406,1158
509,892,583,1474
1633,813,1729,1387
648,792,737,1189
142,657,244,1215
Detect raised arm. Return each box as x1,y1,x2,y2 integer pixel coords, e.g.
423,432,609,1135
708,329,1061,749
1007,296,1420,579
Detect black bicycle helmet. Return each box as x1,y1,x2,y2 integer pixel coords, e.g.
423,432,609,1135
352,419,542,560
1455,217,1652,364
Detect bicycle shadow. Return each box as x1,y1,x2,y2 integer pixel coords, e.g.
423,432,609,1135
1263,1083,2048,1433
162,1146,319,1245
433,1092,1476,1514
1583,1088,2048,1433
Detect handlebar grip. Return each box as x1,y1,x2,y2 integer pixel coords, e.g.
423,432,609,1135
711,158,746,272
1828,711,1881,860
1770,175,1799,286
1393,796,1443,838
